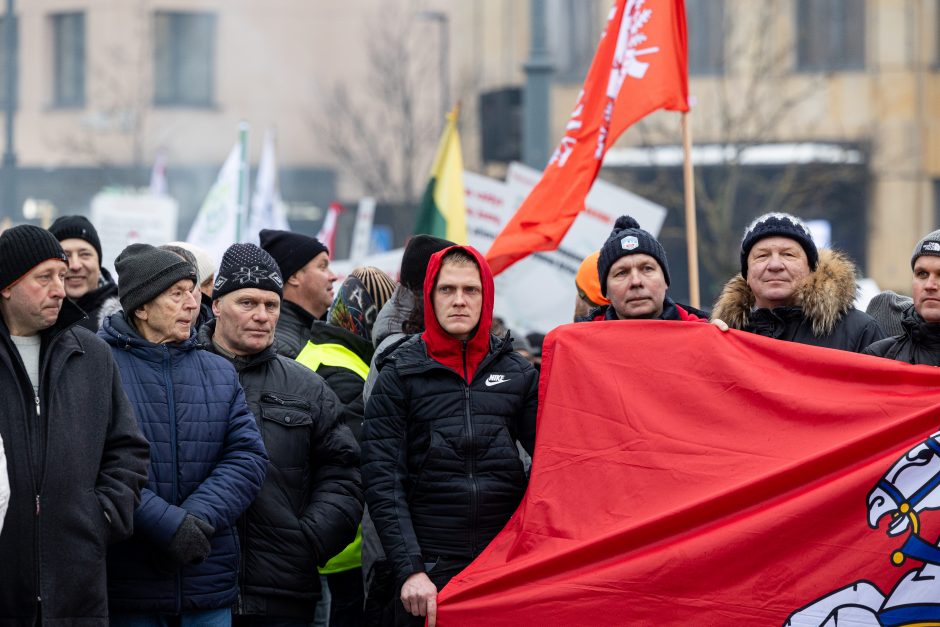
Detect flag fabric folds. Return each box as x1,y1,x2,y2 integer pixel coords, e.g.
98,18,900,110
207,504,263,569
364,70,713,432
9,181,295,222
247,129,291,244
415,106,467,244
316,201,344,253
485,0,689,275
436,322,940,625
186,143,241,266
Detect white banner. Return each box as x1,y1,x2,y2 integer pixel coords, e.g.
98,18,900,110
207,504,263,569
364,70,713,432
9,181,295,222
91,192,179,273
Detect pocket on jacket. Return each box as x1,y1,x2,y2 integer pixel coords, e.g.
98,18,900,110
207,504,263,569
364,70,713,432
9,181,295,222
259,392,313,471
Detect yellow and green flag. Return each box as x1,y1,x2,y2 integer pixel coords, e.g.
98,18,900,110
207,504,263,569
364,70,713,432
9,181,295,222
415,106,467,244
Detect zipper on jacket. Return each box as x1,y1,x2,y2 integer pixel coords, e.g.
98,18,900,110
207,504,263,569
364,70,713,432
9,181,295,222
160,345,183,614
464,383,479,555
260,392,310,410
34,391,42,604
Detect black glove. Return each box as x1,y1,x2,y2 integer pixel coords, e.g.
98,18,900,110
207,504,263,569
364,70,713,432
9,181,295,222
167,514,215,566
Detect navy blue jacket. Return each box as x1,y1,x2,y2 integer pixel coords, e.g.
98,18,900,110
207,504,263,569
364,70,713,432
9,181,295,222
99,313,268,614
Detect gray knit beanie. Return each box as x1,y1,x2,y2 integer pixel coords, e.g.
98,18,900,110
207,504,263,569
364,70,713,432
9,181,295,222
911,229,940,270
115,243,197,314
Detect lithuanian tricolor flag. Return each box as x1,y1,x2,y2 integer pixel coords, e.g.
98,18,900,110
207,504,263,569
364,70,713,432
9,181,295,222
415,106,467,244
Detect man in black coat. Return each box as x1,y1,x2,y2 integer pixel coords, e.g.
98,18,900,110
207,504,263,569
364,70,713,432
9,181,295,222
0,225,149,625
865,228,940,364
201,243,363,627
712,212,885,352
362,246,538,627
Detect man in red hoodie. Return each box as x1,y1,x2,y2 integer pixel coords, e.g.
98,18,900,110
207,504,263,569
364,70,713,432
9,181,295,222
361,246,538,627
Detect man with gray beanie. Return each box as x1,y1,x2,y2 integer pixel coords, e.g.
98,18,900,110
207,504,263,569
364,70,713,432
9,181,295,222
99,243,268,627
197,243,362,627
579,215,707,322
864,229,940,364
712,212,884,352
260,229,337,358
48,214,122,330
0,225,149,625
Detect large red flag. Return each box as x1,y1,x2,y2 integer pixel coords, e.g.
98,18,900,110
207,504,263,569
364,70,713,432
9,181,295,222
436,323,940,625
485,0,689,275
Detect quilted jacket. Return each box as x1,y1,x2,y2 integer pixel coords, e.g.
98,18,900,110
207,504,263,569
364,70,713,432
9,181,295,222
99,312,268,614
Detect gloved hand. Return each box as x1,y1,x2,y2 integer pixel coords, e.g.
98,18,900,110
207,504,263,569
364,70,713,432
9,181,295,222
167,514,215,566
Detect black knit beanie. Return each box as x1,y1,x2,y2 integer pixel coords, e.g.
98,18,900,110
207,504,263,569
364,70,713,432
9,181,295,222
213,243,284,300
48,215,103,266
597,216,670,295
740,212,818,276
0,225,68,290
259,229,328,281
400,235,454,290
115,243,197,314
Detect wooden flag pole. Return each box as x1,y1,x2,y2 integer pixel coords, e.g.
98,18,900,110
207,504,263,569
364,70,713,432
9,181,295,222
681,111,700,309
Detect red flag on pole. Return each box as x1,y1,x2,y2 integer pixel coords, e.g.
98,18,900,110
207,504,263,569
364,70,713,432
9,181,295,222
436,323,940,625
485,0,689,275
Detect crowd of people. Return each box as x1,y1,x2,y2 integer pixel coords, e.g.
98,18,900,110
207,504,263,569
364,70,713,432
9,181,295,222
0,208,937,627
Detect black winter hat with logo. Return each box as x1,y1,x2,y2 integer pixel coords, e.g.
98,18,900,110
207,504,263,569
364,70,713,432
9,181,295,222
597,215,670,295
213,243,284,300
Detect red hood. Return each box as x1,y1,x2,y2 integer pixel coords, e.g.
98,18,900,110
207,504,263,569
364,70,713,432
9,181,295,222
421,245,494,383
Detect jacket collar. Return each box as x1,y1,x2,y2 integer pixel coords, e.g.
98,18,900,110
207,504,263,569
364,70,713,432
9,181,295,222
712,248,859,337
582,296,692,322
281,299,317,328
99,310,200,355
901,308,940,348
420,245,494,383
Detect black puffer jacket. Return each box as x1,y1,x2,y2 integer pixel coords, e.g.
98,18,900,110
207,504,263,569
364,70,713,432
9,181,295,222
361,245,538,586
274,300,317,359
864,308,940,365
362,334,537,584
199,322,363,618
712,249,885,353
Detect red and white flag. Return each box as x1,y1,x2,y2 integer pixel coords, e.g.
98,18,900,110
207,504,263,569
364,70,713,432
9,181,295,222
486,0,689,274
316,201,344,253
437,323,940,625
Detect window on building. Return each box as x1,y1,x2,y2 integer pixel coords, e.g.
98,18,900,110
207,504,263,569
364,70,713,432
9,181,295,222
686,0,725,75
0,15,18,110
154,11,215,107
51,12,84,108
796,0,865,72
546,0,603,82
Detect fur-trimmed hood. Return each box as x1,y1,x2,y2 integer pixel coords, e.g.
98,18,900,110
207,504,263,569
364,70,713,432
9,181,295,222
711,248,859,337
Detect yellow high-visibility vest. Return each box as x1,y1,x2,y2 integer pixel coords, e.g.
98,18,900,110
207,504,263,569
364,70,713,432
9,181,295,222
296,339,368,575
